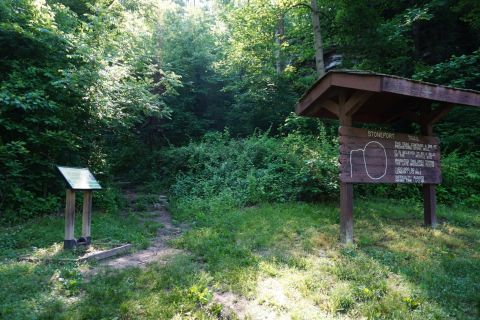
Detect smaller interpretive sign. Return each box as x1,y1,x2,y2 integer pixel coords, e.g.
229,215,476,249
57,166,102,190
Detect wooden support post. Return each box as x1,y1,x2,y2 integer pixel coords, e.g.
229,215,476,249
340,182,354,244
82,191,93,245
423,184,437,227
421,121,437,228
64,189,76,249
339,96,354,244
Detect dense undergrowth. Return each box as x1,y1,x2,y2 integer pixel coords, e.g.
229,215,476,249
155,130,480,210
2,0,480,224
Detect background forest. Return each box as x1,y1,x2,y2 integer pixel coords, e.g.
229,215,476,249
1,0,480,221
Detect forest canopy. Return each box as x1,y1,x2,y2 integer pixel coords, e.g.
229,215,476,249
1,0,480,221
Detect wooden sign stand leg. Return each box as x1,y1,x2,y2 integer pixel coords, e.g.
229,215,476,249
340,183,354,243
339,99,354,244
64,189,77,249
421,122,437,227
81,191,93,245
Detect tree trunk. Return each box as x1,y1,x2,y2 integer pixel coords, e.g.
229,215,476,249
310,0,325,78
275,15,285,74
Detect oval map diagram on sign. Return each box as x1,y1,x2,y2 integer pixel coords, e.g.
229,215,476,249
349,141,387,180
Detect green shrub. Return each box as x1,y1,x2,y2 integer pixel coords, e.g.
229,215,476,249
93,186,125,215
160,130,338,206
0,187,61,223
437,151,480,206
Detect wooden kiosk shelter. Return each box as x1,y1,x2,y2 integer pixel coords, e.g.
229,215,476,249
295,70,480,244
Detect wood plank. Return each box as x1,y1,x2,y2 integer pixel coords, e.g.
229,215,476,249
339,126,442,186
423,104,454,125
339,133,439,145
296,71,480,123
331,72,382,93
423,184,437,226
82,191,93,241
344,91,373,116
382,77,480,107
339,126,440,144
339,138,440,151
343,168,440,180
339,145,440,155
77,244,133,262
338,155,441,165
340,173,441,184
64,189,76,249
339,162,440,174
340,183,353,244
295,74,332,115
339,103,352,126
19,244,133,263
421,123,437,227
321,99,340,116
339,112,354,245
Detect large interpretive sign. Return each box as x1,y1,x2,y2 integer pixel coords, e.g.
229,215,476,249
339,126,441,184
294,71,480,243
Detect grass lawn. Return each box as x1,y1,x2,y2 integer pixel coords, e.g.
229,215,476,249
0,209,159,319
1,198,479,319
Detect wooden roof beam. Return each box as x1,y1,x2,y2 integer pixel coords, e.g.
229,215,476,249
344,91,373,117
319,99,340,117
382,107,417,124
421,104,454,125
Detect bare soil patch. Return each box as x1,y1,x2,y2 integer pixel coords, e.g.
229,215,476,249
85,194,183,278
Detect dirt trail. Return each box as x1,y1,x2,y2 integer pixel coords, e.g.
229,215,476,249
84,192,312,319
85,193,183,277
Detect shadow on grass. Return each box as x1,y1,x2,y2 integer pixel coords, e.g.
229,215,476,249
0,210,160,319
172,202,339,295
353,202,480,319
0,259,83,319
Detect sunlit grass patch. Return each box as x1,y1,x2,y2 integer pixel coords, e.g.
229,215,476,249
1,197,479,319
0,210,157,261
169,198,480,319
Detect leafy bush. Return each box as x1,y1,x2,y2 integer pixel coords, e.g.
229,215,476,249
158,129,338,207
93,186,125,215
437,151,480,206
1,187,60,223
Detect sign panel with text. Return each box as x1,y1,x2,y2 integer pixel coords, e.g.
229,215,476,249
339,126,441,184
57,166,102,190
